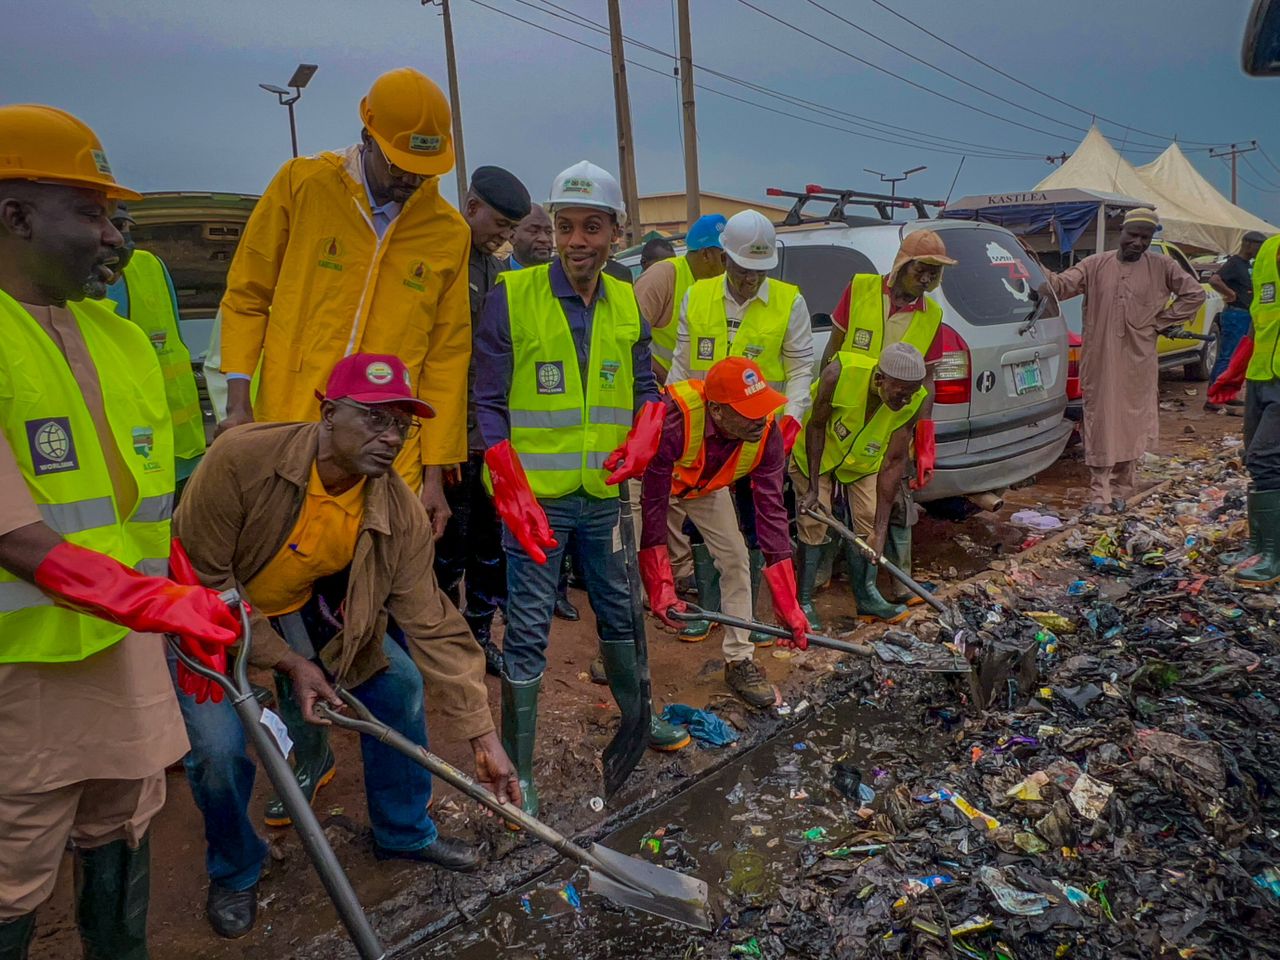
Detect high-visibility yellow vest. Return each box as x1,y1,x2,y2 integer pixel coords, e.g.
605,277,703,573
501,263,638,499
1247,235,1280,382
666,379,773,498
682,276,798,393
792,352,925,483
0,291,174,663
842,273,941,360
650,256,695,370
112,250,206,460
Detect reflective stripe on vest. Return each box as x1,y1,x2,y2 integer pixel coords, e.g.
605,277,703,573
792,352,925,483
842,273,941,360
682,276,797,394
0,291,175,663
501,264,638,499
667,379,772,499
650,256,694,367
1247,235,1280,381
114,250,206,460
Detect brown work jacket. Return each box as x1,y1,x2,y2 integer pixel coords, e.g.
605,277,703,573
174,421,493,740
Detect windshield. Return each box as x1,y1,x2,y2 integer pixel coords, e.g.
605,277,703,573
938,227,1058,327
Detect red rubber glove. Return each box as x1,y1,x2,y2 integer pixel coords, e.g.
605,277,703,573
34,541,241,645
484,440,558,564
638,544,686,629
168,538,227,704
1208,335,1253,406
910,419,936,491
604,401,665,485
762,558,810,650
779,415,802,458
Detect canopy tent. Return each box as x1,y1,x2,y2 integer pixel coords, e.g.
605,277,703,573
1034,127,1275,254
941,187,1149,255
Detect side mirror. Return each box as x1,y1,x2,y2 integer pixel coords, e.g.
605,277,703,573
1243,0,1280,75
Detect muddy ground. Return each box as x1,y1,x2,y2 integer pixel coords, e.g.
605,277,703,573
28,375,1246,959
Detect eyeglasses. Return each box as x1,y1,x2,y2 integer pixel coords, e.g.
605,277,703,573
369,138,424,183
335,399,421,439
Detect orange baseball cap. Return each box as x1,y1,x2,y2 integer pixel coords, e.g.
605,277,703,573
704,357,786,420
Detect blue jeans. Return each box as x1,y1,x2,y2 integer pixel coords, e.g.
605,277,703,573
1212,306,1252,385
503,492,631,681
171,635,437,886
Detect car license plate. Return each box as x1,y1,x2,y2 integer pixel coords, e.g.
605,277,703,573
1013,360,1043,395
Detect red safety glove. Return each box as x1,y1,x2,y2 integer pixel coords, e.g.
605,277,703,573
778,415,802,458
168,538,227,704
762,558,810,650
1208,335,1254,406
484,440,558,564
604,401,665,485
34,541,241,645
638,545,686,629
910,419,936,491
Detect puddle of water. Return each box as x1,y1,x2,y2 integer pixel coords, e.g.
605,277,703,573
410,696,945,959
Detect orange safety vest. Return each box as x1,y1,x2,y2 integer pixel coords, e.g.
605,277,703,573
667,379,773,499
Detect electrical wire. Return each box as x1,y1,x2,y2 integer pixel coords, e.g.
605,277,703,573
1217,157,1280,195
1243,153,1280,189
1260,145,1280,177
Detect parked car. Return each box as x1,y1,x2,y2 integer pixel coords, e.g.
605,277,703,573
622,194,1073,503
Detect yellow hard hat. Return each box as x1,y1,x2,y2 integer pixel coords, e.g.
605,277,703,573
358,68,454,177
0,104,141,200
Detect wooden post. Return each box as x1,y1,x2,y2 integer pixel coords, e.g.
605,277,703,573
677,0,700,228
607,0,642,246
439,0,468,205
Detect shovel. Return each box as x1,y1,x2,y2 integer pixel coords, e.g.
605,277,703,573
168,595,386,960
666,604,875,658
317,690,713,931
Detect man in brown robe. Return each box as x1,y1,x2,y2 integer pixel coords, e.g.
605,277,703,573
1043,208,1204,513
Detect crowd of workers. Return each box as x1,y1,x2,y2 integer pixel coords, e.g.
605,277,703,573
1,63,1277,959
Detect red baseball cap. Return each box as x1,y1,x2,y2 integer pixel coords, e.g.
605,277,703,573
320,354,435,418
704,356,786,420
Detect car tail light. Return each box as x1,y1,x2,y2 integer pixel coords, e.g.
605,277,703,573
933,323,971,404
1066,334,1082,400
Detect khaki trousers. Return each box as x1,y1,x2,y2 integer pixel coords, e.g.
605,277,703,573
666,496,694,580
680,489,756,662
791,466,877,544
0,773,165,917
1088,460,1135,504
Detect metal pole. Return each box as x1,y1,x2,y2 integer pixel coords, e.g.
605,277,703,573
677,0,700,227
607,0,642,246
439,0,468,204
287,100,299,158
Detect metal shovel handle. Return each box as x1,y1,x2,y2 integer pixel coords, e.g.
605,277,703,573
666,604,874,657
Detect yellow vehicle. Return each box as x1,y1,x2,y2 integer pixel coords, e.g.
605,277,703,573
1151,238,1225,380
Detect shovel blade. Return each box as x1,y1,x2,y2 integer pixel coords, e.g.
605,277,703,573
585,842,712,931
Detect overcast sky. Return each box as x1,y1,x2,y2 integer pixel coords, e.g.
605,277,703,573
7,0,1280,223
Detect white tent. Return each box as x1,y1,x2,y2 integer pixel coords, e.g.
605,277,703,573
1035,127,1275,254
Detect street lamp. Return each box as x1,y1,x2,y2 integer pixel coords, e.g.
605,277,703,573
259,63,318,158
864,165,927,219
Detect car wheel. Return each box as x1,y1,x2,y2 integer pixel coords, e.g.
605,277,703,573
1184,318,1220,381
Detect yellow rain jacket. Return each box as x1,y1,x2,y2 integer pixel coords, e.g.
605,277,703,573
220,145,471,489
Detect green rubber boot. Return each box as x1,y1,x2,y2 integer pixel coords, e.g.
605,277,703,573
1221,507,1260,566
74,836,149,960
264,670,336,827
796,542,824,632
847,546,908,624
678,543,720,642
501,674,542,817
1234,489,1280,588
598,642,691,751
747,548,775,646
0,912,35,960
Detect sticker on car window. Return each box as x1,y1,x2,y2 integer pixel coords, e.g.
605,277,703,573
985,242,1032,303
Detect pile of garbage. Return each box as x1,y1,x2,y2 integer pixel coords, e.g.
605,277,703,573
730,448,1279,959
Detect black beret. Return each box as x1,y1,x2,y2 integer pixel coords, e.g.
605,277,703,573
470,165,531,220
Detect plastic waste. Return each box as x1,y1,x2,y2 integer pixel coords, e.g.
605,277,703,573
978,865,1051,916
1068,773,1114,820
660,703,740,747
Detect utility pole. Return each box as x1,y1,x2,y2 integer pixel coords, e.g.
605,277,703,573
425,0,468,204
607,0,642,246
1209,141,1258,204
676,0,700,227
1045,152,1070,165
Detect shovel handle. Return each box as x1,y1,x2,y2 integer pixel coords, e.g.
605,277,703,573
667,606,874,657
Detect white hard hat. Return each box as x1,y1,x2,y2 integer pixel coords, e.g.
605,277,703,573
546,160,627,225
721,209,777,270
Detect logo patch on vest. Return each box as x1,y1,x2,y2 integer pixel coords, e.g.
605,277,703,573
318,237,344,272
403,260,429,292
148,330,168,352
863,440,883,456
132,426,154,459
696,336,716,361
26,418,78,475
536,361,565,395
599,360,620,389
742,343,764,360
852,328,873,350
833,420,851,440
1263,282,1277,305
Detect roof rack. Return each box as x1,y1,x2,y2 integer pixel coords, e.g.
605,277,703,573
765,184,946,226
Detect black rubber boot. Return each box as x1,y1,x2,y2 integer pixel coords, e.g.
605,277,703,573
1235,489,1280,588
598,642,690,752
678,543,720,642
264,670,335,827
747,548,774,646
796,542,824,631
465,612,504,677
74,835,150,960
0,912,35,960
501,673,542,817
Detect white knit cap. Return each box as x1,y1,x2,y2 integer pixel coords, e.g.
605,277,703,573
878,341,926,382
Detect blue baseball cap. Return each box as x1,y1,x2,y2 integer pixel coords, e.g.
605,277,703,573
686,214,727,252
